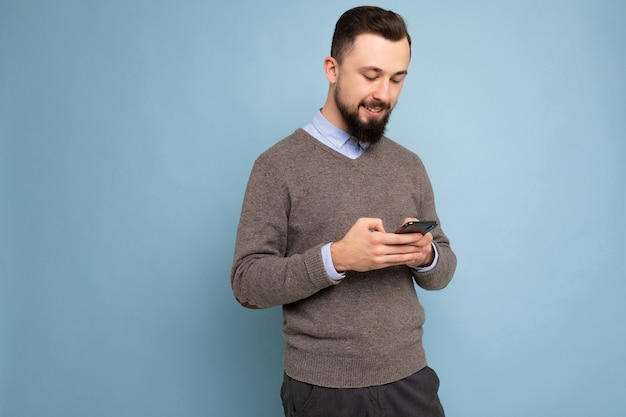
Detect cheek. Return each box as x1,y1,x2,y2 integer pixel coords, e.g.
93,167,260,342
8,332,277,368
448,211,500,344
337,87,362,109
386,87,402,107
340,76,372,101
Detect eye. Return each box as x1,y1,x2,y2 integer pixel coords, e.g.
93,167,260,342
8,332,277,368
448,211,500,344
363,74,377,81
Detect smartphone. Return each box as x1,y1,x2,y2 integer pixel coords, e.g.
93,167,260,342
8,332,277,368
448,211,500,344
394,221,438,234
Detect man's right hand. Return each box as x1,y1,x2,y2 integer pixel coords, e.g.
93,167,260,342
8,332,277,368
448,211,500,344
330,218,427,273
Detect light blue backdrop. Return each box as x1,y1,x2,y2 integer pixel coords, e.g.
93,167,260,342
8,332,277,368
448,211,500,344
1,1,624,416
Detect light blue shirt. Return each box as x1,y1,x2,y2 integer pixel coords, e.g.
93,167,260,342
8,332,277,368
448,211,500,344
303,111,439,280
303,110,370,158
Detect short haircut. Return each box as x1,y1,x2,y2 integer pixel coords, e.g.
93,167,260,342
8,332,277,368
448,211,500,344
331,6,412,63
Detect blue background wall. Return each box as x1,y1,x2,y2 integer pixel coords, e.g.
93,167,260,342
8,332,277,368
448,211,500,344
1,1,624,416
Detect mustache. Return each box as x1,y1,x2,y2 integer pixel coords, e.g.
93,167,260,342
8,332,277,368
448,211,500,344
361,99,391,111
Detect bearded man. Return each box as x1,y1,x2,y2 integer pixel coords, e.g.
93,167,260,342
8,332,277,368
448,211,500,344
231,6,457,416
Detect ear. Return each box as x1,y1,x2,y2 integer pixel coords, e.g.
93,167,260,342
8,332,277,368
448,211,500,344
323,56,339,83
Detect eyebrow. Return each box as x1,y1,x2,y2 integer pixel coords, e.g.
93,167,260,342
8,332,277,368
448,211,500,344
360,66,408,77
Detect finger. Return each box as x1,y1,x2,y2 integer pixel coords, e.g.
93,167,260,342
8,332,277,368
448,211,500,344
359,217,386,233
384,232,425,245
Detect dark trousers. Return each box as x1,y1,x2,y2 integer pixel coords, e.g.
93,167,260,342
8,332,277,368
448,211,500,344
280,366,445,417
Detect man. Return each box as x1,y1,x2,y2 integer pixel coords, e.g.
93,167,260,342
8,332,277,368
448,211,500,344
231,6,456,416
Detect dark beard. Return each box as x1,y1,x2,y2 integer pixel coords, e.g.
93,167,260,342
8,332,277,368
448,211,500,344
334,86,392,145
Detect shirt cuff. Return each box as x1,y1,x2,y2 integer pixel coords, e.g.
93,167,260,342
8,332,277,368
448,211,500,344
321,243,345,281
412,242,439,273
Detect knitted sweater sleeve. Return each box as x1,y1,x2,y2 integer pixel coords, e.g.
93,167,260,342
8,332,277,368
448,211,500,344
411,159,457,291
231,157,338,309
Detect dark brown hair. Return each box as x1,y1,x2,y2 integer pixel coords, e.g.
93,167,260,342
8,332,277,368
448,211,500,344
330,6,412,63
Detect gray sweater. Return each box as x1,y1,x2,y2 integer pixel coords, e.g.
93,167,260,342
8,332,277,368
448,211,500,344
231,129,456,388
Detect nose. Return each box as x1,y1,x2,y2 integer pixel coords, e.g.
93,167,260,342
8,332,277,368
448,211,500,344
372,79,391,103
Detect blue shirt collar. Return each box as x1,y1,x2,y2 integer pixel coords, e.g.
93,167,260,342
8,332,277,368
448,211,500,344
306,110,370,152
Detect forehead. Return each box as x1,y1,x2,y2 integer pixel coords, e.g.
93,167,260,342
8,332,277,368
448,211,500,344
343,33,411,72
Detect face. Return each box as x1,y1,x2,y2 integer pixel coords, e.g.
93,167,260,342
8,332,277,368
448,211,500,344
325,33,411,143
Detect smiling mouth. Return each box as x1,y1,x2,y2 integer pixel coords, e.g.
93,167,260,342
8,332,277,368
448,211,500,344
364,105,383,114
362,105,389,119
362,100,389,116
